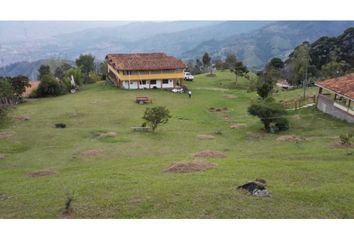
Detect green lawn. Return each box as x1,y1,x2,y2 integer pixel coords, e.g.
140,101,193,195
0,71,353,218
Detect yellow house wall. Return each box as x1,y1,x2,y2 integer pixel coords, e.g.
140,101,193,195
107,64,184,81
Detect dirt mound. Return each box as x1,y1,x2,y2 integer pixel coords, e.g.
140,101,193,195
165,160,216,173
80,149,103,157
29,170,56,177
224,95,237,99
193,150,226,159
230,123,247,129
15,115,30,121
276,135,305,142
0,154,5,160
197,135,215,140
95,131,117,138
208,107,229,112
0,132,14,139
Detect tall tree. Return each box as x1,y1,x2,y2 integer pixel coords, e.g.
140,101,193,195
202,52,211,71
38,65,51,81
321,49,349,78
288,43,311,86
225,53,238,70
76,54,95,83
231,61,249,87
10,75,30,100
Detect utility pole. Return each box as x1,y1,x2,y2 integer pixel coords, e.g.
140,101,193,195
303,49,309,99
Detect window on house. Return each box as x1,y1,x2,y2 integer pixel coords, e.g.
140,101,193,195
141,80,146,85
162,80,169,84
150,80,157,84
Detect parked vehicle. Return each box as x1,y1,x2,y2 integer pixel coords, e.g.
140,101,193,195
184,72,194,81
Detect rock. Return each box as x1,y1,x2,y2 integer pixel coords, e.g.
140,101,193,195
237,178,271,197
55,123,66,128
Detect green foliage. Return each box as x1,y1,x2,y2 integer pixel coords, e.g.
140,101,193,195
142,106,171,132
64,67,83,86
54,63,72,80
99,61,108,80
321,50,349,78
202,52,211,67
339,131,353,146
36,74,65,97
87,71,101,84
248,98,289,132
224,53,238,70
10,75,30,98
269,58,284,69
76,54,95,83
0,78,15,104
38,65,51,81
231,60,249,87
288,43,311,86
256,77,274,99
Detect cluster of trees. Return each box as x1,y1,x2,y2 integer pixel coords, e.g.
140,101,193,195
0,75,30,125
32,54,106,98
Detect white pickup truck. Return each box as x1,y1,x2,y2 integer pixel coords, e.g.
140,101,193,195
184,72,194,81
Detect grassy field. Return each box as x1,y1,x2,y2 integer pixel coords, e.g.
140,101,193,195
0,70,353,218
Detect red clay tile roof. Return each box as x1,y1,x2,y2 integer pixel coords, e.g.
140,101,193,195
22,80,40,97
106,53,186,71
316,73,354,100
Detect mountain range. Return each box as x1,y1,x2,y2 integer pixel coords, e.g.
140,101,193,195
1,21,354,78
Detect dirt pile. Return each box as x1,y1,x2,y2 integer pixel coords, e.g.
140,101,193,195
80,149,103,157
224,95,237,99
276,135,305,142
95,131,117,138
193,150,226,159
208,107,229,112
230,124,247,129
29,170,56,177
165,160,216,173
15,115,30,121
0,132,14,139
197,135,215,140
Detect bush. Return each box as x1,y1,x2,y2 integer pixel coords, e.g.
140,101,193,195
248,98,289,133
85,72,101,84
0,106,9,127
339,132,353,146
36,74,66,97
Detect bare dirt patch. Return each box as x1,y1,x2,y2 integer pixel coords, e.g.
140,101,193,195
0,154,5,160
29,170,56,177
208,107,229,113
276,135,305,142
224,95,237,99
193,150,226,159
95,131,117,138
0,132,14,139
80,149,103,157
230,123,247,129
197,135,216,140
165,160,216,173
15,115,30,121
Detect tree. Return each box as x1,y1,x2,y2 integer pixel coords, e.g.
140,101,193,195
10,75,30,101
224,53,238,70
36,74,64,97
248,98,289,133
202,52,211,68
269,57,284,69
0,78,15,105
54,63,72,80
256,76,274,99
99,61,108,80
142,106,171,132
321,49,349,78
38,65,51,81
288,43,311,86
64,67,83,86
76,54,95,83
231,60,249,87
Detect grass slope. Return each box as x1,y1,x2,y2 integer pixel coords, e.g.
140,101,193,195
0,71,353,218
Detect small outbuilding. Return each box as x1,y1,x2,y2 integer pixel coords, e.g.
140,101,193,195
316,73,354,123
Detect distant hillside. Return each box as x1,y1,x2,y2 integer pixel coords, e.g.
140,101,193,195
0,59,74,79
183,21,354,69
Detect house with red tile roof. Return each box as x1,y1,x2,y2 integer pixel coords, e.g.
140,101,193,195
315,73,354,123
105,53,185,89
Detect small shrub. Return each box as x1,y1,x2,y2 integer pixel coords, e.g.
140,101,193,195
142,106,171,132
36,74,66,97
339,132,353,146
